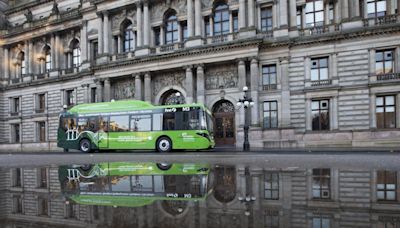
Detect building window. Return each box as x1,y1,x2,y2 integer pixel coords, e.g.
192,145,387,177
91,87,97,103
36,93,46,113
44,46,51,72
312,100,330,131
261,7,273,32
305,0,324,27
12,168,22,187
205,17,210,36
312,168,331,199
11,97,20,115
91,40,98,60
123,21,135,52
66,203,77,219
66,90,75,107
37,122,46,142
264,173,279,200
377,170,397,201
264,210,279,228
262,64,277,90
263,101,278,129
367,0,386,18
38,197,49,216
376,95,396,129
38,168,48,188
72,40,81,68
311,57,329,81
12,124,21,143
328,3,334,23
213,3,230,35
165,14,178,44
154,27,161,46
13,195,23,214
182,21,188,41
233,11,238,33
18,52,26,76
297,7,302,28
312,216,331,228
376,50,394,75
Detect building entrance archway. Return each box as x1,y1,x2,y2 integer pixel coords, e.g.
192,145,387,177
212,100,235,146
160,89,185,105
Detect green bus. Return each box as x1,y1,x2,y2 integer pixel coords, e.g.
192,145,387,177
59,162,211,208
58,100,215,152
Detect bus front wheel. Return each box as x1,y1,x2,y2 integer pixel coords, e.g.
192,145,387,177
156,137,172,152
79,139,92,153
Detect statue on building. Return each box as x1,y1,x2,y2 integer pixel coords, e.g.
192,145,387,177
24,9,33,23
51,1,60,15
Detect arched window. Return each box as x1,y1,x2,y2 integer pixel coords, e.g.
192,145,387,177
122,21,135,52
213,3,229,36
165,14,178,44
71,40,81,68
44,46,51,72
18,52,26,76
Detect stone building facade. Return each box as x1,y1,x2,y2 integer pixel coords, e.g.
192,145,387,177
0,0,400,151
1,164,400,227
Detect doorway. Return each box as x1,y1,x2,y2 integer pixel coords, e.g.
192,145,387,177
212,100,235,146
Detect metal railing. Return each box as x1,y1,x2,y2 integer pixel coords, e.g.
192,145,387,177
376,72,400,81
311,79,332,86
363,14,400,27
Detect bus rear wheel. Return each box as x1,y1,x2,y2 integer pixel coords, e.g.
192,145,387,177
156,137,172,152
79,139,92,153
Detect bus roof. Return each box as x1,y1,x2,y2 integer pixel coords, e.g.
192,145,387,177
66,100,208,115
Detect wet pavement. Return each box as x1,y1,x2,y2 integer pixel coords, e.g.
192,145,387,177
1,152,400,227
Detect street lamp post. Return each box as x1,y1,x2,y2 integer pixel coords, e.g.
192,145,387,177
236,86,254,151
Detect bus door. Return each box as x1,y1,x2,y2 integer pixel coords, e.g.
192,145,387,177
98,116,109,149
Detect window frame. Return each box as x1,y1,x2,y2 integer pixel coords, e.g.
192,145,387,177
305,0,325,27
260,7,273,32
311,99,330,131
312,168,331,200
72,42,81,68
37,121,46,142
213,3,230,36
375,49,394,75
311,57,329,81
376,95,396,129
165,14,179,44
264,172,279,200
262,64,278,90
367,0,387,18
263,101,278,129
376,170,397,201
123,23,135,52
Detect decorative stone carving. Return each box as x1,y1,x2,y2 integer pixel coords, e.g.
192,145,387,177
205,64,238,90
153,71,185,96
51,1,60,16
112,78,135,100
151,0,186,22
24,9,33,23
112,11,135,31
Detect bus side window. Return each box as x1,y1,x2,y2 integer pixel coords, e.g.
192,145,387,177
163,112,175,130
99,117,109,132
153,114,162,131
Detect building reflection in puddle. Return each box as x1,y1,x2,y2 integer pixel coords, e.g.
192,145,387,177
1,162,400,227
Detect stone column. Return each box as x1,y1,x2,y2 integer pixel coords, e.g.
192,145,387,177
24,41,29,74
304,57,311,81
50,35,56,69
187,0,194,38
82,84,89,103
324,3,330,25
81,20,88,63
96,80,103,102
332,96,338,130
398,0,400,15
397,94,400,128
209,17,214,36
289,0,297,29
280,58,291,127
137,3,143,47
3,47,9,80
28,41,33,74
341,0,349,21
301,5,306,28
273,3,278,29
104,78,111,102
335,0,342,22
185,66,194,104
143,1,150,46
250,58,259,126
194,0,202,36
144,72,152,103
238,59,246,91
363,0,369,18
178,23,182,42
229,11,234,33
306,98,312,131
352,0,360,18
248,0,255,27
103,11,110,54
369,49,376,75
98,14,104,54
279,0,288,28
370,93,376,128
196,65,205,104
117,36,122,53
55,34,60,69
135,74,142,100
160,26,165,45
239,0,246,29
